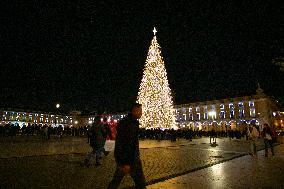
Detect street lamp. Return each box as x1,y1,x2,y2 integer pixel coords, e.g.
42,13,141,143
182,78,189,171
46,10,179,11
55,103,60,127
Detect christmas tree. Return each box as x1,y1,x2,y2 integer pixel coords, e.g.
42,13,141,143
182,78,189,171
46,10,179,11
137,28,176,129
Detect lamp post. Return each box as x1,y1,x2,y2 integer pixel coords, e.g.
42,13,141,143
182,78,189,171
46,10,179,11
55,103,60,127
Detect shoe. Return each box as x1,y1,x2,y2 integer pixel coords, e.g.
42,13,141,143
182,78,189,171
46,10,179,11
104,151,110,156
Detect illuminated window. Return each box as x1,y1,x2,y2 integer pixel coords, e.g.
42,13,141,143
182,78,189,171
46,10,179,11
22,113,26,121
16,113,20,121
189,108,193,121
10,112,14,121
239,109,244,118
29,114,33,121
220,111,225,119
34,114,38,123
2,112,7,121
175,109,180,121
39,114,44,123
196,107,200,120
230,110,234,118
211,105,216,119
250,109,255,117
51,115,54,123
238,102,244,108
204,112,208,120
182,108,186,121
196,113,200,120
204,106,208,119
238,102,244,118
196,106,200,112
64,116,68,123
249,101,254,107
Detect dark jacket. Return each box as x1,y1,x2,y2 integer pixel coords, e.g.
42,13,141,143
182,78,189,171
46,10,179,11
261,126,273,140
114,113,140,166
90,122,107,149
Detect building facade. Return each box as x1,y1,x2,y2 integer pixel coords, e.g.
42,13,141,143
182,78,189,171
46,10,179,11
1,87,283,132
0,109,73,128
175,86,282,131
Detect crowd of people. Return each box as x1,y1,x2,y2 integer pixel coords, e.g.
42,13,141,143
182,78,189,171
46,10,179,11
0,123,92,139
0,109,278,189
0,121,278,144
138,126,252,142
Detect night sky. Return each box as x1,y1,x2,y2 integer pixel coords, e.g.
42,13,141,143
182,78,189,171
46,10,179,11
1,1,284,113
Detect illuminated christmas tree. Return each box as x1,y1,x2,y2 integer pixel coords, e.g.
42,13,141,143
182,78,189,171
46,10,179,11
137,28,176,129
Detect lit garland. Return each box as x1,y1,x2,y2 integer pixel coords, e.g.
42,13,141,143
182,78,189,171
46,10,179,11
137,28,176,129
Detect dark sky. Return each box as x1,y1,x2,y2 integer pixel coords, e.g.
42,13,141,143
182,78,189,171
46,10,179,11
1,1,284,113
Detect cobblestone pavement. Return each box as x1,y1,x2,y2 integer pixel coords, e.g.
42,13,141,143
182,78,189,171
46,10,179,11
0,136,283,189
147,142,284,189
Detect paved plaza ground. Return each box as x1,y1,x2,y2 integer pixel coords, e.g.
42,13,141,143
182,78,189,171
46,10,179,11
0,135,283,189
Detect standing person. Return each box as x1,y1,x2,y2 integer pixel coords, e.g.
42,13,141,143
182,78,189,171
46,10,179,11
47,125,51,140
108,103,146,189
209,127,217,144
101,117,112,156
83,116,107,167
247,123,259,157
57,125,63,141
86,125,92,143
261,123,274,157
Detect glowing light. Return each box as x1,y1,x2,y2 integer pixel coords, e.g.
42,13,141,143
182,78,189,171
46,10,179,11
208,111,216,118
137,28,176,129
56,103,60,109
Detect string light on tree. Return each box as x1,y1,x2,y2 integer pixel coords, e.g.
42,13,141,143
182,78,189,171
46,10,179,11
137,27,176,129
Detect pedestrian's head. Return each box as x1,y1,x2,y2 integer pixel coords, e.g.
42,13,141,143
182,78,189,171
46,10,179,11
131,103,142,119
264,123,269,128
